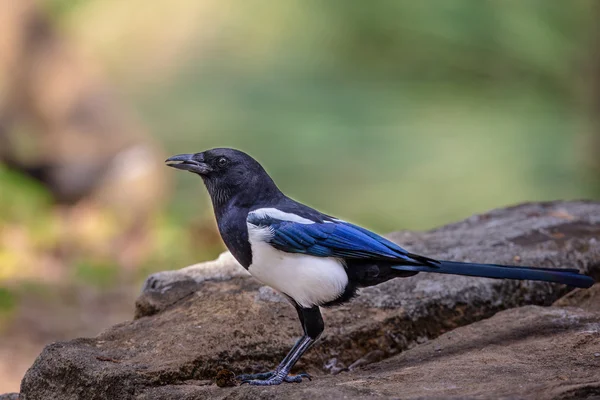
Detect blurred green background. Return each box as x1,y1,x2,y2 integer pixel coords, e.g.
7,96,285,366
126,0,598,229
45,0,600,230
1,0,599,392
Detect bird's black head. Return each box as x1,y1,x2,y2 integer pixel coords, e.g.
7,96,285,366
166,148,281,209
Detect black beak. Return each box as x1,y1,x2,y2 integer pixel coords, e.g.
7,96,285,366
165,153,211,175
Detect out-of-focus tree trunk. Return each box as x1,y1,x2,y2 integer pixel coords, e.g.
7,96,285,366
0,0,168,268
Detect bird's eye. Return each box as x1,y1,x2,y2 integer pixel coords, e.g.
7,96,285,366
217,157,228,167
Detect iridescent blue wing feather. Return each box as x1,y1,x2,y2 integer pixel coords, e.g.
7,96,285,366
247,213,417,262
245,210,594,288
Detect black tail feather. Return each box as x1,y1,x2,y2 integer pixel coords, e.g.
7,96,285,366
392,260,594,288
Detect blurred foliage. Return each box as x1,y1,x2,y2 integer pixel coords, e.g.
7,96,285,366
0,167,57,281
0,288,16,312
0,167,52,223
73,261,120,288
0,164,222,286
123,0,597,232
41,0,88,17
0,287,17,328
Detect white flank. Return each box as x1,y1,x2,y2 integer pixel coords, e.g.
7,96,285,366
247,223,348,308
249,208,315,224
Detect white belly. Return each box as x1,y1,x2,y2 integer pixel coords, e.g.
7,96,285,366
247,240,348,308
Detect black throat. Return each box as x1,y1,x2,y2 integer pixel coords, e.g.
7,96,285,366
203,172,283,269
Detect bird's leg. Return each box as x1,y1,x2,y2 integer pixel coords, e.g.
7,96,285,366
239,306,324,386
238,335,314,384
236,306,308,381
235,336,308,381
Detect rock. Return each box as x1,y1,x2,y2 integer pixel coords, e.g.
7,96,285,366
137,304,600,400
20,201,600,400
553,283,600,312
141,251,247,293
135,251,248,319
214,369,236,388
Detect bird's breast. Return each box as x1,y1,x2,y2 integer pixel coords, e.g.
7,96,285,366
247,223,348,308
216,209,253,268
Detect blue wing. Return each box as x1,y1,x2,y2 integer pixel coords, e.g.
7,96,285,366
248,212,427,264
245,208,593,288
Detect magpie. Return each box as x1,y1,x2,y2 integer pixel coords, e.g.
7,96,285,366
166,148,594,386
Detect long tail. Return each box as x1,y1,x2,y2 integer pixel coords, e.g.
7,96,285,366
391,260,594,288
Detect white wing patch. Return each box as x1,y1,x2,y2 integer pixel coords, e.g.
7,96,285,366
249,208,315,224
246,221,348,308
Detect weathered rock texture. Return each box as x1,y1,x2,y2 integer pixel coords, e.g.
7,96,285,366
136,303,600,400
18,201,600,399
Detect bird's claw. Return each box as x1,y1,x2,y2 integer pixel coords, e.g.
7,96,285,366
238,371,311,386
285,372,312,383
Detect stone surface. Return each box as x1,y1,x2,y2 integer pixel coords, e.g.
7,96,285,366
19,201,600,400
138,304,600,400
553,283,600,312
135,251,248,319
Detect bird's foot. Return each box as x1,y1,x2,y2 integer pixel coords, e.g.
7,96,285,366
238,371,311,386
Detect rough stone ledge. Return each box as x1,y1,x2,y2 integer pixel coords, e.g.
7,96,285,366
136,303,600,400
17,201,600,400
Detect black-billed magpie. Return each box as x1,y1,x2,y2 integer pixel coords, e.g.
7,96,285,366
166,148,594,386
